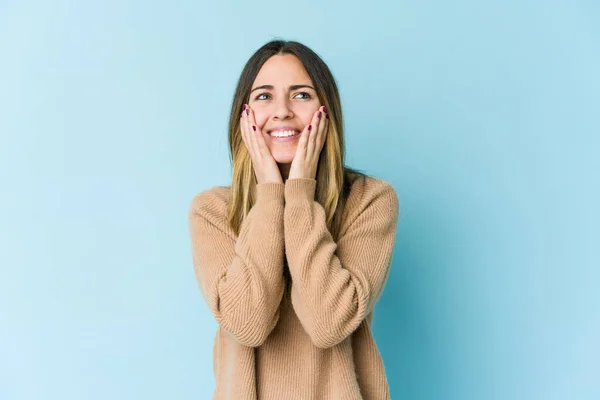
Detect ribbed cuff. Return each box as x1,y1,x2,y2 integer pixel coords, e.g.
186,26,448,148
256,181,285,204
284,178,317,202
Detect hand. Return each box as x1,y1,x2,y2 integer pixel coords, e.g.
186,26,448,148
288,106,329,180
240,104,284,185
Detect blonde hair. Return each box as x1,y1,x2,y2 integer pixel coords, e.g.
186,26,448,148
226,40,367,241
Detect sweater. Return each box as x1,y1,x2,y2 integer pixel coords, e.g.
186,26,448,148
188,176,400,400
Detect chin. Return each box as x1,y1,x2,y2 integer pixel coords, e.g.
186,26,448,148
273,155,295,164
271,150,296,164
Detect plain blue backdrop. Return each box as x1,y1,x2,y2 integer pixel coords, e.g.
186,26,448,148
1,0,598,399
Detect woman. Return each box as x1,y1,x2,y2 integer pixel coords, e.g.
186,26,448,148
188,40,400,400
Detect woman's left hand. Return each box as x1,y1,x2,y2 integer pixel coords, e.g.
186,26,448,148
288,106,329,180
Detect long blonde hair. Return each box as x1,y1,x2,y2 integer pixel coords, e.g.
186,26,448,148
227,39,367,241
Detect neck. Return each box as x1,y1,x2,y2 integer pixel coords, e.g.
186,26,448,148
278,163,291,182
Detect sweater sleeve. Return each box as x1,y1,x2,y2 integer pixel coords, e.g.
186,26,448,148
188,182,286,347
283,178,399,349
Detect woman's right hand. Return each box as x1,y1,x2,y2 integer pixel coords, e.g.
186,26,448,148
240,104,283,185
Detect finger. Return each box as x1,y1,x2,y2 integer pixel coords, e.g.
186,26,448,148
242,104,259,159
296,121,311,160
240,105,250,154
306,109,322,157
246,107,270,159
315,105,328,152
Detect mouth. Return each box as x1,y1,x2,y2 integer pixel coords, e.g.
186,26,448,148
267,129,301,141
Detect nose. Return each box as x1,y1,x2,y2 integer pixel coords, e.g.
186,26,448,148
272,97,293,120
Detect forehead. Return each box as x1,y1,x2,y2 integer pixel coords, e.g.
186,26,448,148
253,54,312,87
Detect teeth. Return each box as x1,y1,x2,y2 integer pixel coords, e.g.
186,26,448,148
270,130,297,138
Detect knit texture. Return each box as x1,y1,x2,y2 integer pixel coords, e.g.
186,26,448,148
188,176,400,400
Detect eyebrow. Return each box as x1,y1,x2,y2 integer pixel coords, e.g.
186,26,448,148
250,84,315,94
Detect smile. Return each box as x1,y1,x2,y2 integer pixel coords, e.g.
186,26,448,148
269,130,300,138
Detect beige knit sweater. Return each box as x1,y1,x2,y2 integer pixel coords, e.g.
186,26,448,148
188,176,399,400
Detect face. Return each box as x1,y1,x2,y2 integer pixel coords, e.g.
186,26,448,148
248,54,321,164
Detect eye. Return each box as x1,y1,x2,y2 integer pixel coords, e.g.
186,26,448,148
294,92,312,100
254,92,313,101
255,93,271,101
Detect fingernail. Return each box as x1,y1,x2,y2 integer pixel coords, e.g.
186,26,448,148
318,111,322,118
246,109,250,115
326,113,329,119
308,125,312,131
252,125,256,131
322,106,326,113
243,104,247,110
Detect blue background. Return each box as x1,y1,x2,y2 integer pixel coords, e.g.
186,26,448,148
1,1,598,399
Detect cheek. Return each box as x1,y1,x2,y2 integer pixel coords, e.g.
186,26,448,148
300,114,314,126
298,105,321,124
251,103,320,129
253,111,269,129
299,113,316,127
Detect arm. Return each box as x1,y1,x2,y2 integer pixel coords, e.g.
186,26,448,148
188,182,286,347
283,178,399,349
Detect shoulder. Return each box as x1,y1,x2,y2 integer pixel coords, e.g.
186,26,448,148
342,174,399,229
348,174,399,210
189,185,232,218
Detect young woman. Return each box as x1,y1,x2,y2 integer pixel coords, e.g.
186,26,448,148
188,40,400,400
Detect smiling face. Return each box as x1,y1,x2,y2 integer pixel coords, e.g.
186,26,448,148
248,54,322,164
